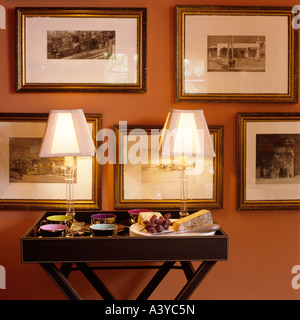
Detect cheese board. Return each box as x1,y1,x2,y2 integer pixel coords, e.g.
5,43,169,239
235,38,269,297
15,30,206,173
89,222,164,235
129,220,218,237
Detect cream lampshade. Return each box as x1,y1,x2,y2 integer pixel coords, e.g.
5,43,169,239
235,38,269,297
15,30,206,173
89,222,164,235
159,109,215,216
39,109,95,158
39,109,95,223
159,109,215,158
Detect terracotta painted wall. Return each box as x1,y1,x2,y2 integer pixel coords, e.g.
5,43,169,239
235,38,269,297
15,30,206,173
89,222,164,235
1,0,300,300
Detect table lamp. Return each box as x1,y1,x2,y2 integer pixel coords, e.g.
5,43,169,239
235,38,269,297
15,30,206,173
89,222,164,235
159,109,215,217
39,109,96,224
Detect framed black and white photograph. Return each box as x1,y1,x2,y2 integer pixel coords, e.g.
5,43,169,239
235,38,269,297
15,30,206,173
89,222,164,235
237,113,300,210
9,137,77,183
47,30,116,60
16,7,147,92
175,5,298,103
207,35,265,72
114,125,223,210
0,113,101,210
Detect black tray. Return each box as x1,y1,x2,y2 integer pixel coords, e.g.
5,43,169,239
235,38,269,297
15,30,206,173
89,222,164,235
21,211,228,263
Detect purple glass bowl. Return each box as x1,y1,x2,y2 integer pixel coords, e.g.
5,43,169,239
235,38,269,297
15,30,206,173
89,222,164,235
91,213,116,224
128,209,151,215
40,224,68,237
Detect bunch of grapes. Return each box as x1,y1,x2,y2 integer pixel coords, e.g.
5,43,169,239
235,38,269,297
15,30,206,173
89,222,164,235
143,213,172,234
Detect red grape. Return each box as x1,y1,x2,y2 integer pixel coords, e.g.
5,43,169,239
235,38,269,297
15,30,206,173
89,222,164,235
148,227,157,233
163,224,169,230
155,217,164,225
164,213,171,220
143,213,172,233
150,215,157,224
156,224,164,233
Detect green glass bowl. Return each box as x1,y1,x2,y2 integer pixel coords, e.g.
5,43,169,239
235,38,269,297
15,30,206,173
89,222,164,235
47,215,72,226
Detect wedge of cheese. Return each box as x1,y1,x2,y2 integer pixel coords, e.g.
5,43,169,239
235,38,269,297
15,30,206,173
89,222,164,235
137,211,162,226
172,210,213,231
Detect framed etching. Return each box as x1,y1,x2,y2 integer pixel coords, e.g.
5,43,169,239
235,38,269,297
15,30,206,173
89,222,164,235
237,113,300,210
175,5,298,103
114,125,223,210
0,113,101,210
16,7,147,92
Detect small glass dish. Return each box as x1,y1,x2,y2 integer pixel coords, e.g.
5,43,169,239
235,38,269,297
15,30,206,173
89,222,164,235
91,213,116,224
128,209,151,224
90,224,118,237
40,224,68,237
46,215,72,226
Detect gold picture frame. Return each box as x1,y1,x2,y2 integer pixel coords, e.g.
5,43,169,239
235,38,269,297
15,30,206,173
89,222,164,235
238,112,300,210
0,113,101,210
16,7,147,93
114,125,223,210
175,5,298,103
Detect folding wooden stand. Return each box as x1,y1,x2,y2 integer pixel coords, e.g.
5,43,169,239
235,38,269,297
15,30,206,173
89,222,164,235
21,211,228,300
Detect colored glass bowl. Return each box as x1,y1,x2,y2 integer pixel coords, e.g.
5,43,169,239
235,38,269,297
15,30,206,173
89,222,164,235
47,215,72,226
128,209,151,215
91,213,116,224
90,224,118,237
128,209,151,224
40,224,68,237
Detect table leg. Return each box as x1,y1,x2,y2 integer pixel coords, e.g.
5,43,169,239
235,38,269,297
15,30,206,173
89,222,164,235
40,261,217,300
180,261,195,280
60,263,73,278
136,261,176,300
76,263,116,300
40,263,82,300
175,261,217,300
